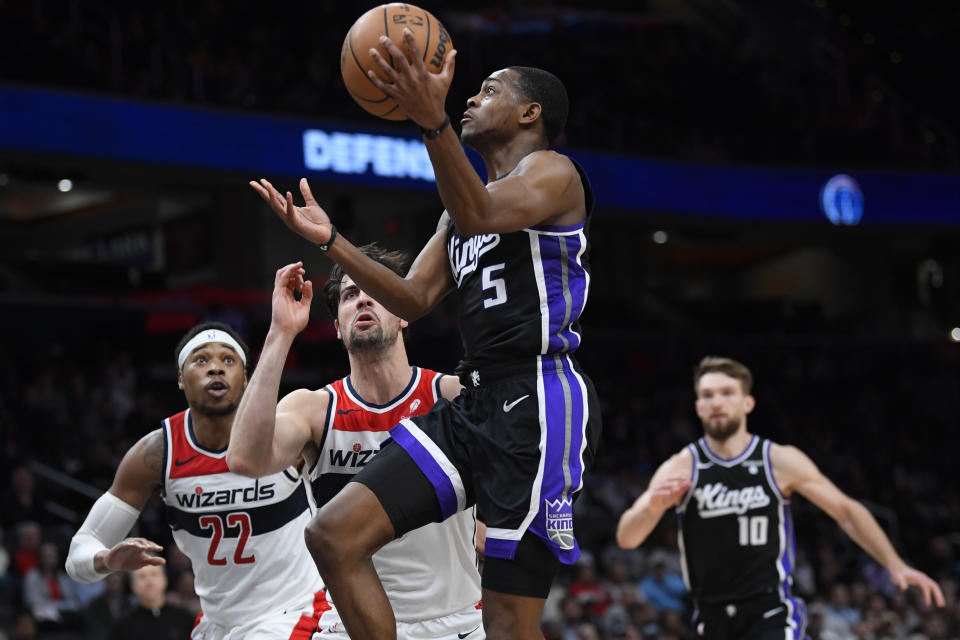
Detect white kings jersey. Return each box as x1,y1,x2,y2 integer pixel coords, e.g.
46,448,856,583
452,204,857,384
310,367,481,623
161,410,325,628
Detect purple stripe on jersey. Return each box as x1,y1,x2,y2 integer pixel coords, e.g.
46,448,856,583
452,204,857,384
791,597,808,638
779,507,806,638
526,355,587,564
782,506,795,576
388,423,458,520
537,232,587,354
484,537,520,560
528,221,586,232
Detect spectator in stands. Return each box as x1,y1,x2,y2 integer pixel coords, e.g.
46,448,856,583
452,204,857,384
107,565,194,640
0,468,47,529
83,572,130,640
637,553,686,613
12,523,40,579
22,542,82,632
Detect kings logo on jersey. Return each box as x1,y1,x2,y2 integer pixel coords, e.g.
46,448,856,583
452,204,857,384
693,482,770,518
448,233,500,285
545,497,575,549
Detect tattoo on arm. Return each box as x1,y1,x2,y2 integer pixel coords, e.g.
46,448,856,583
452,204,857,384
143,432,164,474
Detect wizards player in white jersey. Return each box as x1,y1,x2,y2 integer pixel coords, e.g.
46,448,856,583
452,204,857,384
66,323,326,640
227,251,483,640
616,356,944,639
252,56,601,639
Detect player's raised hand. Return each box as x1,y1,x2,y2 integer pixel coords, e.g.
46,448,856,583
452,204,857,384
250,178,334,247
367,27,456,130
272,262,313,336
889,565,946,607
102,537,165,572
648,475,692,511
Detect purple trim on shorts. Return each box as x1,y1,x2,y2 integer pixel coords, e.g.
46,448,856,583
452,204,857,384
526,355,586,565
484,537,520,560
388,423,458,520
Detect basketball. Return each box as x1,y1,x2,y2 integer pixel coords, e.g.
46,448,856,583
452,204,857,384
340,3,453,120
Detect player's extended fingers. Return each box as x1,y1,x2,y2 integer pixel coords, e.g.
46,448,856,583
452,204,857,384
285,191,302,222
439,49,457,83
124,538,162,550
249,180,271,203
368,46,399,82
400,28,424,69
258,179,287,212
912,573,946,607
300,178,319,206
378,34,411,68
276,263,303,291
932,580,946,607
142,554,166,566
301,280,314,307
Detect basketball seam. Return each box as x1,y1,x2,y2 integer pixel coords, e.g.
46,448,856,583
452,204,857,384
423,10,431,63
345,81,391,106
347,29,389,99
380,102,402,118
383,6,395,70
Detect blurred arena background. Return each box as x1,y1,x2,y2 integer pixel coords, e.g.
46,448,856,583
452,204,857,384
1,1,958,638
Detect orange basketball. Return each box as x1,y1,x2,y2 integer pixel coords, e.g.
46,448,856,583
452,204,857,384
340,3,453,121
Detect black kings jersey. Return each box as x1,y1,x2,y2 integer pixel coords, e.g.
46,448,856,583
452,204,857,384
678,436,798,606
446,160,594,374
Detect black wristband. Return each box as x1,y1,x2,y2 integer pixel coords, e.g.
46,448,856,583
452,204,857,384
420,114,450,140
318,225,337,252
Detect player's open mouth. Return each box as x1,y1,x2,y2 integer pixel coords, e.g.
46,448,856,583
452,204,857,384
206,380,229,397
461,112,472,124
354,311,377,328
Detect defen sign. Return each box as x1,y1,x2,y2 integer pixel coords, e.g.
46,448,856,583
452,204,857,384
303,129,435,181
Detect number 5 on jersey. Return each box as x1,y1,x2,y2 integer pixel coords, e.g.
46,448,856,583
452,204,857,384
199,512,255,565
482,263,507,309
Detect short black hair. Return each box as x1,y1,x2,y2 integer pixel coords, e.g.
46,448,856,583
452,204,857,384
323,243,409,318
174,322,250,371
507,66,569,145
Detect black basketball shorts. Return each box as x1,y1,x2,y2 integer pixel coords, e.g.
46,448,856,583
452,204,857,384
372,354,602,565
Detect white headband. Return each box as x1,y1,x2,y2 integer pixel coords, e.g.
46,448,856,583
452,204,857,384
178,329,247,370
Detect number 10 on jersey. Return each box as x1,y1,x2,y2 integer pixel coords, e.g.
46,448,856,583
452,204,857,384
737,515,768,546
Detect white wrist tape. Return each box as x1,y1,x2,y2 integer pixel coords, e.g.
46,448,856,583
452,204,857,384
65,492,141,583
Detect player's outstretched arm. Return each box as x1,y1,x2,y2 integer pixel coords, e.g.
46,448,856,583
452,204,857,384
228,263,319,477
66,431,166,582
616,449,693,550
251,178,454,321
367,30,584,236
772,444,945,607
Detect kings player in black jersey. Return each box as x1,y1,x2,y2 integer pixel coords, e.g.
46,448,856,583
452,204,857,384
249,28,600,640
616,357,943,639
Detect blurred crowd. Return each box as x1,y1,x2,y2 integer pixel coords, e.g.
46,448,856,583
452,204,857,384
0,0,956,168
1,307,958,638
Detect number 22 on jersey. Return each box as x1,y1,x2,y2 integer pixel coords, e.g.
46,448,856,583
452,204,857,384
199,512,255,565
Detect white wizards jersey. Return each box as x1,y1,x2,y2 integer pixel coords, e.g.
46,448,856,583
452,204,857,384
161,410,324,628
310,368,481,623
